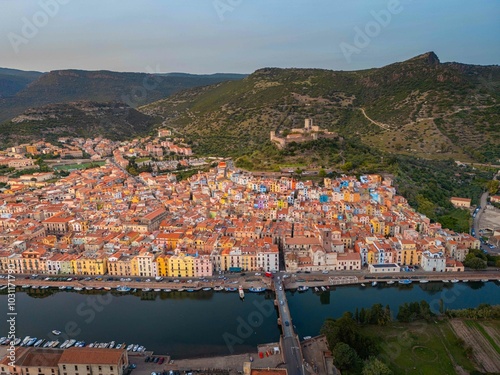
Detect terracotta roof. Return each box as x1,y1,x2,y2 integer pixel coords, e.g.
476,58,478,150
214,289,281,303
58,347,126,364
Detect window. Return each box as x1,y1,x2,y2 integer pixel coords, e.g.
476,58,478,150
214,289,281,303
98,367,102,371
86,367,90,371
75,366,78,370
110,367,113,371
62,366,66,371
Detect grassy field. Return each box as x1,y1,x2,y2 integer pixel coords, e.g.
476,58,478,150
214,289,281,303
53,161,105,171
361,320,477,375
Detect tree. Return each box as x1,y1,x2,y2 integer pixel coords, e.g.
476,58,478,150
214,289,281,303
486,179,499,194
333,342,359,371
464,256,487,270
362,357,393,375
318,168,327,178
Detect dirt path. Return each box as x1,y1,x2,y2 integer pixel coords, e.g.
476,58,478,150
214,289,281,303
359,108,393,130
449,320,500,373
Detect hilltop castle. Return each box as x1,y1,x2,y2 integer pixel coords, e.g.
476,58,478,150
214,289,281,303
270,118,338,149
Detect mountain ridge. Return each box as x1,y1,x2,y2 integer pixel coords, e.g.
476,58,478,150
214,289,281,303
140,52,500,163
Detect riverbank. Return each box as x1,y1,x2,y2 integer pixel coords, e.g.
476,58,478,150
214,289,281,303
2,270,500,291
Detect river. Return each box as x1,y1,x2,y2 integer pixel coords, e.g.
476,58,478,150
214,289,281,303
1,281,498,359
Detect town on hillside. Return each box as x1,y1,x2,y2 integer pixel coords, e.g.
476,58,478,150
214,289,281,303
0,134,482,277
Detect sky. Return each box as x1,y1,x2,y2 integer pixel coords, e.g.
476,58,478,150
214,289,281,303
0,0,499,74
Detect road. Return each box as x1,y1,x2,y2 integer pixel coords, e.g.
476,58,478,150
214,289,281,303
273,275,304,375
472,192,500,255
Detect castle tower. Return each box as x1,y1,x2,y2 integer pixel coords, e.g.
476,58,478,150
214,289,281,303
305,118,313,130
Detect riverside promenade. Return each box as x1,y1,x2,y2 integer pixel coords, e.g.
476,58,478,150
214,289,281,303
1,269,500,291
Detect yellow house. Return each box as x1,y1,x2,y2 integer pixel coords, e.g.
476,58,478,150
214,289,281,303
156,254,170,277
399,239,418,266
71,255,108,275
168,252,194,278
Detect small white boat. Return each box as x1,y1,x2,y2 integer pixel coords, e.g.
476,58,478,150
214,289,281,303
60,339,69,348
442,280,450,283
132,344,139,352
386,281,395,285
360,283,366,287
314,287,319,292
126,344,134,351
51,330,61,336
85,287,93,290
58,286,66,290
214,286,224,291
51,340,60,348
451,279,459,283
419,280,429,283
371,281,377,287
163,289,172,292
462,280,469,283
142,288,151,292
202,287,212,291
153,288,161,292
109,341,115,348
238,285,245,299
22,285,30,289
321,286,327,291
73,287,83,291
481,279,488,282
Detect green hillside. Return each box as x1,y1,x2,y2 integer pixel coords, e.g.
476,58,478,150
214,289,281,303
141,52,500,163
0,67,43,98
0,69,246,123
0,101,156,146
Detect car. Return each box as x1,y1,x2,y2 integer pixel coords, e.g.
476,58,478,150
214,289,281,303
129,364,137,369
280,300,284,305
173,279,180,283
153,357,159,363
158,357,164,365
240,273,246,276
255,273,261,276
304,271,311,274
145,357,150,362
285,321,290,326
279,286,283,291
187,279,193,283
135,278,141,282
321,270,329,274
145,279,151,282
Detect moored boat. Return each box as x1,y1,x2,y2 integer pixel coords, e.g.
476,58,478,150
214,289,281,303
117,286,131,292
126,344,134,351
398,279,412,285
419,280,429,283
371,281,377,287
202,287,212,291
297,285,309,292
248,287,266,292
73,287,83,291
225,287,237,292
386,281,395,285
214,286,224,291
481,279,489,282
163,289,172,292
238,285,245,299
462,280,469,283
442,280,449,283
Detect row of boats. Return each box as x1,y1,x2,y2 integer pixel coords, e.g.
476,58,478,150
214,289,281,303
11,285,268,293
0,334,146,353
364,278,493,287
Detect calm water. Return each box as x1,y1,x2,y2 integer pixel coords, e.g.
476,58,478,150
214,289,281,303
1,282,499,358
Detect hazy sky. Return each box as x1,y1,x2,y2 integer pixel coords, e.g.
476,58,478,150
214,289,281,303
1,0,499,74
